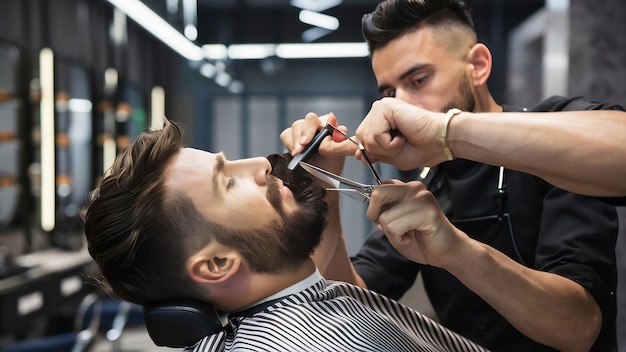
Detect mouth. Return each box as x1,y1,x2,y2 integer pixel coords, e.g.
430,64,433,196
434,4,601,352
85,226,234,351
278,178,293,200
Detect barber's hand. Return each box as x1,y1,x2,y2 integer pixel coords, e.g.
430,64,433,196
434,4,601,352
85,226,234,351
356,98,447,170
367,179,468,269
280,112,356,175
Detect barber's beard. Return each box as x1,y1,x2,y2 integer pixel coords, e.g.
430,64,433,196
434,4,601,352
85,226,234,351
442,74,476,113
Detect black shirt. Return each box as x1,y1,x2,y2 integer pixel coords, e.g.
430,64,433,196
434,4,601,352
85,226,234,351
352,96,623,351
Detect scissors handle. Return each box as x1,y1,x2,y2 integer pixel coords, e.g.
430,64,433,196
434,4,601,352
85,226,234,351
325,124,382,185
287,126,332,170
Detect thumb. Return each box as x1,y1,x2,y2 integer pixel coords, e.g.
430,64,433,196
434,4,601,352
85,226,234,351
327,112,348,143
327,112,337,126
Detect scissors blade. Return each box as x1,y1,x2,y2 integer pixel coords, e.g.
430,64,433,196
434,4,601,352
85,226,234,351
299,162,341,188
299,162,372,203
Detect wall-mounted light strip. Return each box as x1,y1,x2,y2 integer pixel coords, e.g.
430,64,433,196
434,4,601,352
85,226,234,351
39,48,55,232
150,86,165,130
103,138,117,176
106,0,203,61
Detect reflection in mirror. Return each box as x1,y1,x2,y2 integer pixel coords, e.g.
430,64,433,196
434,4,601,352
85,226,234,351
95,68,118,185
34,49,94,250
52,59,94,250
0,41,26,261
115,81,147,151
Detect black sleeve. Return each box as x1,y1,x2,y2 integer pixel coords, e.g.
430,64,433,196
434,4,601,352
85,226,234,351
535,186,618,319
598,197,626,206
351,229,421,300
530,95,625,112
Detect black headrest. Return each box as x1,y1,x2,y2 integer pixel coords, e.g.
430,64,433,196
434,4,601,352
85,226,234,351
143,300,224,348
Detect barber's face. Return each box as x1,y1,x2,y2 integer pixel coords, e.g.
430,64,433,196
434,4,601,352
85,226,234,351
165,148,297,231
371,27,475,113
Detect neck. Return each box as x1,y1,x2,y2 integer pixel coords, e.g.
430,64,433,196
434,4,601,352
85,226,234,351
474,86,502,113
213,259,317,312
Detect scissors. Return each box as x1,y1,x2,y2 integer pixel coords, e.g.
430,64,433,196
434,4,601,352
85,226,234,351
325,124,382,186
287,123,383,187
299,162,375,203
288,122,384,203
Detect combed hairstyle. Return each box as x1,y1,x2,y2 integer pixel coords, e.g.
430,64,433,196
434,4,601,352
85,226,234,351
82,118,201,305
82,119,327,306
362,0,475,53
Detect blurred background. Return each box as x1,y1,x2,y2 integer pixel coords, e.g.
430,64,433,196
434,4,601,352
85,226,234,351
0,0,624,351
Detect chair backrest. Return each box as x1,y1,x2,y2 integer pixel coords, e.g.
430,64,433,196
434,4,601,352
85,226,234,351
142,300,223,348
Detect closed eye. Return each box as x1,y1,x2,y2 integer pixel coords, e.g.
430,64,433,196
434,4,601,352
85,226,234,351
226,177,235,190
411,75,428,87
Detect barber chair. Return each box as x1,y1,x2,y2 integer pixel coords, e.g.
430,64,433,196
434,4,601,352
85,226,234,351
2,293,102,352
98,299,144,352
142,300,223,348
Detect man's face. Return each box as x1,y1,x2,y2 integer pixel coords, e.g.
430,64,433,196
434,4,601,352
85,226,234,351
164,149,327,272
371,27,476,113
165,148,298,231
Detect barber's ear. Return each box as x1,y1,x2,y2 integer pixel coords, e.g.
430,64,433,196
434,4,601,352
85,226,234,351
187,248,242,284
468,43,492,86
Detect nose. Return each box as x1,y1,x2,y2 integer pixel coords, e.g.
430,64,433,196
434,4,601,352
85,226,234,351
394,89,419,106
227,157,272,185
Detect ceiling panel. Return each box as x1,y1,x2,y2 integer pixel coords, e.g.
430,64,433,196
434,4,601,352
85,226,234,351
135,0,546,46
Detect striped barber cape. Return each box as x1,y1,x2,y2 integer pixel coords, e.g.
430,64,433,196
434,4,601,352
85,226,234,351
185,276,488,352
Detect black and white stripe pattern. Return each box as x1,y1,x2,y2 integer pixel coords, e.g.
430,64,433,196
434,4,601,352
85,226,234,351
186,278,488,351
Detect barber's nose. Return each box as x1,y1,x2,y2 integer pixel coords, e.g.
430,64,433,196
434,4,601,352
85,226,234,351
229,157,271,185
394,89,417,105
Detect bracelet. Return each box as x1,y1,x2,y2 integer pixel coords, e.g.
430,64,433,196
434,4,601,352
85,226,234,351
440,108,462,161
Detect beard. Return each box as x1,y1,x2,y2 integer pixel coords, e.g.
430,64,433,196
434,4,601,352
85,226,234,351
236,153,328,274
442,73,476,113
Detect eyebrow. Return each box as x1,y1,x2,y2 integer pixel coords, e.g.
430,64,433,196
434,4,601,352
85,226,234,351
212,152,225,195
378,63,431,93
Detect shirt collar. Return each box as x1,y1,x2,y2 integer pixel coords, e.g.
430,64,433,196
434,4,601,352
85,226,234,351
232,268,322,314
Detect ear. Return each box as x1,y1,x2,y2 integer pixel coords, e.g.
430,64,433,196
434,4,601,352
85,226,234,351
467,43,492,86
187,245,242,284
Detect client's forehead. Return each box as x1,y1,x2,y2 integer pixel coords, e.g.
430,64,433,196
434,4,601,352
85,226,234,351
164,148,220,195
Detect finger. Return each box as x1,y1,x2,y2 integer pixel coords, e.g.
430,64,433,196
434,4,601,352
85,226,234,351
366,182,404,221
292,113,324,155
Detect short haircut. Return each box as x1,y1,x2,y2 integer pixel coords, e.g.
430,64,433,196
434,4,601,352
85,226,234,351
362,0,475,53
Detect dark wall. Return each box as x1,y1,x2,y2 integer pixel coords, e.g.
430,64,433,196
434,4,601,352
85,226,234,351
0,0,185,254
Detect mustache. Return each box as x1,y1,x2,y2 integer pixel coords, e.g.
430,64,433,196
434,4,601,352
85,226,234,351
267,153,319,196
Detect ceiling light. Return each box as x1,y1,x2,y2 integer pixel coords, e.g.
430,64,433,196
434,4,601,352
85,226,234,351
203,44,228,60
290,0,343,12
298,10,339,31
228,44,277,60
184,24,198,41
106,0,203,61
199,62,217,78
276,42,368,59
214,72,232,87
228,80,245,94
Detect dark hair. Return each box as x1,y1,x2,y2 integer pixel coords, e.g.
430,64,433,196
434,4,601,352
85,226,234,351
82,118,199,305
362,0,475,53
83,119,328,306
